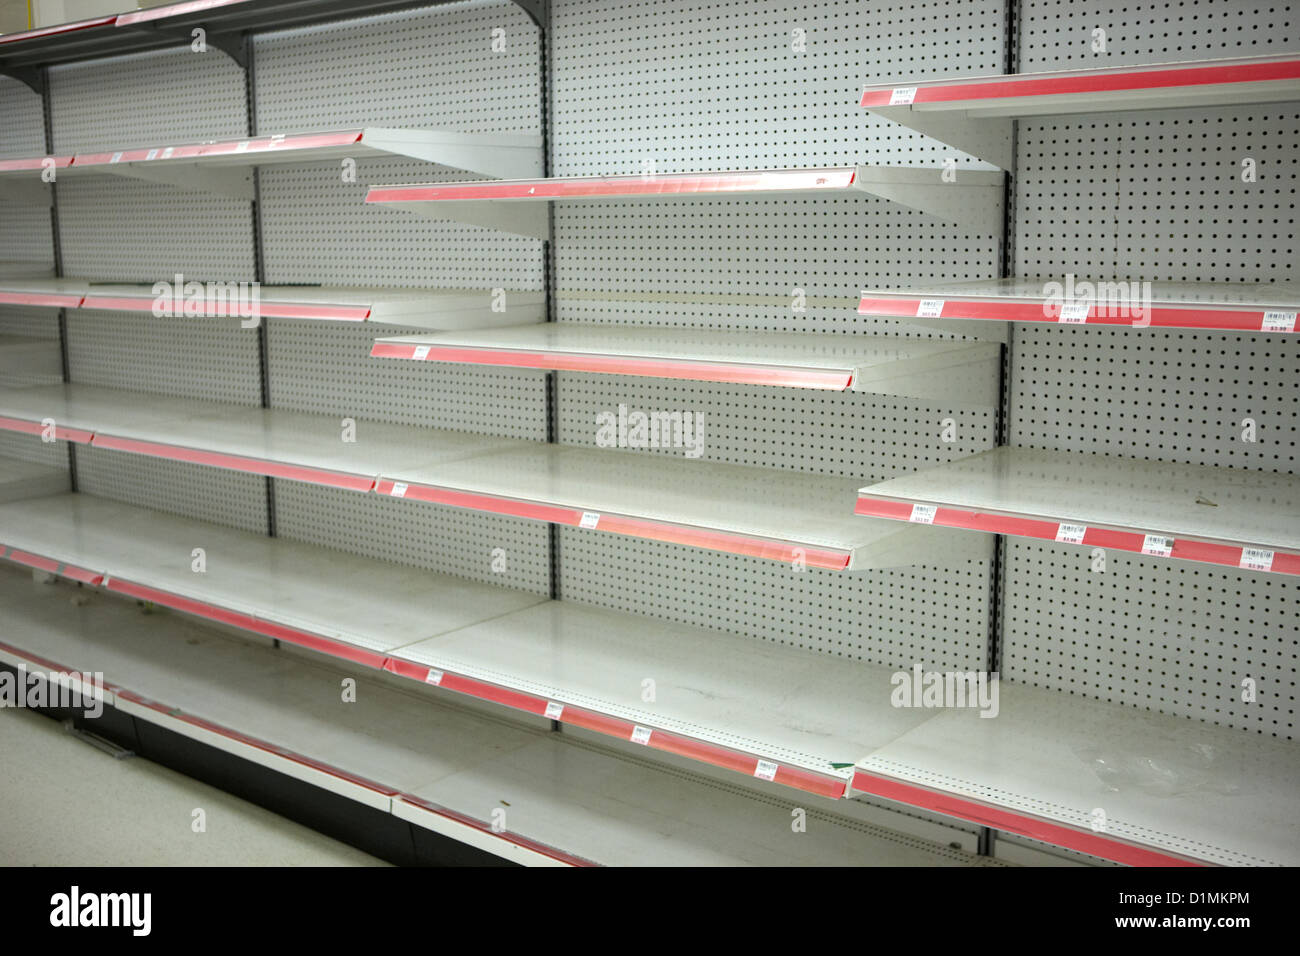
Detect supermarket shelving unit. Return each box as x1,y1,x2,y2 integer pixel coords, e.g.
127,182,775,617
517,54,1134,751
1,0,1297,868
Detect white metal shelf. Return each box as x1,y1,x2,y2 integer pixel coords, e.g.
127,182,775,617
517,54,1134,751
377,442,990,571
854,680,1300,867
0,383,980,570
371,323,1000,403
0,279,86,309
860,52,1300,170
60,128,543,199
0,562,984,867
859,278,1300,334
856,446,1300,576
0,383,519,490
77,283,544,328
0,492,903,801
365,165,1006,238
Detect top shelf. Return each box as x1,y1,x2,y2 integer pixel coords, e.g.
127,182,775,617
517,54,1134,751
860,53,1300,170
0,0,545,76
365,165,1006,237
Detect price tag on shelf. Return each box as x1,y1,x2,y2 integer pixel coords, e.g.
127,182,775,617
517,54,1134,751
160,147,174,159
908,504,937,524
544,701,564,720
889,87,918,105
1141,534,1175,557
411,345,430,360
916,299,944,318
630,725,652,745
1262,310,1297,332
110,152,123,164
579,511,601,530
1054,523,1087,545
425,668,443,686
1058,302,1090,324
145,149,159,161
1239,547,1275,572
754,759,779,782
235,141,250,152
389,482,408,498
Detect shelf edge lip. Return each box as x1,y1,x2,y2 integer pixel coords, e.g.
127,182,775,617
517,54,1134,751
859,54,1300,107
0,15,116,45
850,769,1210,867
854,494,1300,575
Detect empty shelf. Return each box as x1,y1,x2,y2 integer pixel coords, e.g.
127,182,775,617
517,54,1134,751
0,455,68,503
366,165,1005,237
0,278,86,309
853,681,1300,867
62,128,542,198
378,442,990,571
859,278,1300,333
856,446,1300,576
77,283,544,329
0,493,920,801
372,323,1000,402
0,562,985,866
860,53,1300,170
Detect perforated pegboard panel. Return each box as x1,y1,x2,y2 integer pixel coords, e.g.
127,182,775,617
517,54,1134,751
0,306,60,343
272,480,551,595
1017,0,1297,71
0,432,68,470
66,310,261,406
73,444,269,534
1004,4,1300,737
546,0,1004,668
258,159,542,288
268,318,546,435
550,0,1006,174
0,78,55,271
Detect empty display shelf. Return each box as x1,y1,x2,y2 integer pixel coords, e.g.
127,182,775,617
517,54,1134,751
858,278,1300,334
77,282,543,328
0,562,987,866
0,383,519,490
61,128,542,198
860,52,1300,170
365,165,1006,238
852,680,1300,867
0,278,86,309
376,442,990,570
855,446,1300,576
0,493,933,803
371,323,1001,402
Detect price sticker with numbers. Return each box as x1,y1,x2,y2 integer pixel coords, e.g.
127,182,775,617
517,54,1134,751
544,701,564,720
1055,523,1087,545
425,668,443,686
1058,302,1090,324
1141,534,1174,557
754,759,779,782
389,482,408,498
908,504,937,524
889,87,918,105
1239,547,1275,572
630,725,652,745
1262,311,1297,332
579,511,601,530
916,299,944,318
411,345,430,360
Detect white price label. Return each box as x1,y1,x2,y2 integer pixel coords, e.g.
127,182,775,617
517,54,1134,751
110,151,123,164
1141,534,1175,557
424,668,443,686
1055,523,1087,545
908,504,937,524
579,511,601,529
754,759,779,782
544,701,564,720
411,345,430,360
389,482,409,498
630,725,652,745
889,87,918,105
145,148,159,161
916,299,945,318
1262,310,1297,332
235,141,250,152
160,147,174,159
1058,302,1090,324
1239,547,1275,572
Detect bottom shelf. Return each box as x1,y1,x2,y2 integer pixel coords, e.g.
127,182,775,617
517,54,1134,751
0,564,987,867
